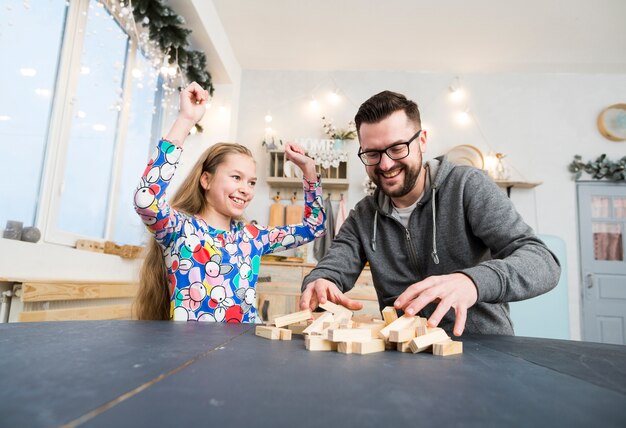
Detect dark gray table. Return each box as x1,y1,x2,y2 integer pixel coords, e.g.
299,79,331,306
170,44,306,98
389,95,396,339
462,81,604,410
1,321,625,427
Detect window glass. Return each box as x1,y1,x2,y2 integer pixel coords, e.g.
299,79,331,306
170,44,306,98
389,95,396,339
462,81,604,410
113,49,160,245
58,0,128,237
0,1,67,230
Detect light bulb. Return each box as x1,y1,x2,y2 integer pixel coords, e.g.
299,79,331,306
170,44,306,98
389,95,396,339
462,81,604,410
265,114,273,123
456,109,471,125
327,91,340,104
449,87,464,103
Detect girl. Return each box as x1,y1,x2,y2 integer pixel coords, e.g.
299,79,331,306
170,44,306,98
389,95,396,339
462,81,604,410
134,82,325,322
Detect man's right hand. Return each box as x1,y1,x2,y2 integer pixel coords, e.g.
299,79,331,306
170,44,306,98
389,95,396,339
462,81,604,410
299,278,363,312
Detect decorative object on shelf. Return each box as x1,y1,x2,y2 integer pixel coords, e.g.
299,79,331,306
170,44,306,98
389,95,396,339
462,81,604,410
493,153,510,180
261,137,283,152
308,147,349,170
363,177,377,196
445,144,485,170
2,220,23,240
21,227,41,243
569,154,626,181
597,104,626,142
321,116,357,141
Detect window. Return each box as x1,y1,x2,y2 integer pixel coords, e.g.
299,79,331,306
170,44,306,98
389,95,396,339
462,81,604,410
0,0,68,231
0,0,163,246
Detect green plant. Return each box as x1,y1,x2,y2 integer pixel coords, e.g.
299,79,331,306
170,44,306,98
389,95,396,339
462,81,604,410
569,154,626,181
131,0,214,95
322,117,357,141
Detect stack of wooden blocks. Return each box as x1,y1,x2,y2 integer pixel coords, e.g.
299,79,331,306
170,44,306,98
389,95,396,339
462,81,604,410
255,302,462,356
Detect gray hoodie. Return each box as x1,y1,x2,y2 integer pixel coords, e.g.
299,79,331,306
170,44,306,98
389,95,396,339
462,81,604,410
302,157,561,335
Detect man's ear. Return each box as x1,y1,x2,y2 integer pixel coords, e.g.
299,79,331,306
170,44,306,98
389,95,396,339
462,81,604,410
419,129,428,153
200,171,212,191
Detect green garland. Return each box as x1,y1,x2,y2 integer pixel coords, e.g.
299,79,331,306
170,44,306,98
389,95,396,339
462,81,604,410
569,154,626,181
131,0,214,95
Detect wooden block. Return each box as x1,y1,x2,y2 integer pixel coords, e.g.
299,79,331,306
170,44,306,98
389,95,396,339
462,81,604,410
352,315,378,324
379,315,419,340
273,309,312,328
409,328,449,353
279,328,292,340
355,322,386,338
433,340,463,356
319,301,353,317
337,342,354,354
415,325,429,336
354,339,386,355
305,336,337,351
389,327,417,343
397,341,413,353
255,325,281,340
328,328,372,343
287,322,307,335
302,312,334,335
381,306,398,326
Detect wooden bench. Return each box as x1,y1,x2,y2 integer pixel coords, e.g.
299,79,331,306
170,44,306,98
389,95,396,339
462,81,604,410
3,279,138,322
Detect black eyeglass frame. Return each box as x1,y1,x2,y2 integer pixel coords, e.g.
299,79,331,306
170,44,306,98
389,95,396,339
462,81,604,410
357,130,422,166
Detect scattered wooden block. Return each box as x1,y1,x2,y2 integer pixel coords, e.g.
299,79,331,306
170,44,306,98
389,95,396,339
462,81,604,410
255,325,281,340
354,339,386,355
273,309,312,328
328,328,373,343
319,301,353,317
416,325,429,336
279,328,292,341
379,315,419,340
352,314,380,324
287,322,308,335
381,306,398,326
305,336,337,351
389,327,417,343
337,342,354,354
409,328,450,353
433,340,463,356
302,312,334,335
397,341,413,353
356,322,386,338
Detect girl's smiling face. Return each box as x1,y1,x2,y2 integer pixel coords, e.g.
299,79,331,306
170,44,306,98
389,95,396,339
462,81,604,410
201,153,257,229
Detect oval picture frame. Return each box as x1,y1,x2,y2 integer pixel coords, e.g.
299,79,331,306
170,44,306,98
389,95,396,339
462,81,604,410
597,103,626,142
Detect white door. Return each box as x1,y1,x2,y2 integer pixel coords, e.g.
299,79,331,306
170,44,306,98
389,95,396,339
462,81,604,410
577,182,626,344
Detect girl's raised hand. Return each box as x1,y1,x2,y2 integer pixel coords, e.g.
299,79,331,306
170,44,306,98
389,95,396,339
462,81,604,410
284,143,317,182
179,81,210,124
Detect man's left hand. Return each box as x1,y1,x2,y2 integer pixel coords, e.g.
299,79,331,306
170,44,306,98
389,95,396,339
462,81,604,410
393,273,478,336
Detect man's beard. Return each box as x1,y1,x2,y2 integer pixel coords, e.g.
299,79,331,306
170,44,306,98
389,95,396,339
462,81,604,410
371,151,423,198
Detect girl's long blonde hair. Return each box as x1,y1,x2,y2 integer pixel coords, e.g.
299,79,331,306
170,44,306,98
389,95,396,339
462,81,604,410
135,142,253,320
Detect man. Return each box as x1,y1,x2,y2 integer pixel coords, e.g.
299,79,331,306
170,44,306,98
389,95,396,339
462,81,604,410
300,90,560,336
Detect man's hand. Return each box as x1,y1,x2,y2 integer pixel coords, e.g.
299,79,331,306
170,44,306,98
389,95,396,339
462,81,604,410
300,278,363,312
393,273,478,336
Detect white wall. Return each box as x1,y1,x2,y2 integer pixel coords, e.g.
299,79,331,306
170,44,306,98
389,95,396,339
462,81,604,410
237,70,626,340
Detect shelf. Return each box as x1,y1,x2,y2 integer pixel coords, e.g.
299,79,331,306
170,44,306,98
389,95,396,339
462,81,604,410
266,177,349,189
494,180,542,197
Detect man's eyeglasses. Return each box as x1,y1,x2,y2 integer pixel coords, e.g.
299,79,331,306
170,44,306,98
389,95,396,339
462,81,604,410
357,130,422,166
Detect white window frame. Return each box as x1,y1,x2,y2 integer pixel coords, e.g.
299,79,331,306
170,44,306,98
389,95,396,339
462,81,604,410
37,0,162,246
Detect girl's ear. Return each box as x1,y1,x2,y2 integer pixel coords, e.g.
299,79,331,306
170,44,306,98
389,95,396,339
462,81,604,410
200,171,212,191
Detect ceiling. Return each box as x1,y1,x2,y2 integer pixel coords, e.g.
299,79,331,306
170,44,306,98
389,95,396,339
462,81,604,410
210,0,626,73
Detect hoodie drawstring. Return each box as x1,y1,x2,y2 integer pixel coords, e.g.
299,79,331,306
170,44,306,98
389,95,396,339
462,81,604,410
431,185,440,264
372,210,378,251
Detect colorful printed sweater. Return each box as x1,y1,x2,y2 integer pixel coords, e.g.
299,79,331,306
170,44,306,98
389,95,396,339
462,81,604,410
134,140,326,323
